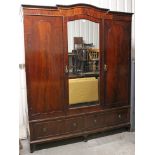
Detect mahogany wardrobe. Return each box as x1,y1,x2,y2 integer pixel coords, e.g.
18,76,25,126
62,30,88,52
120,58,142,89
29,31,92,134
22,4,133,152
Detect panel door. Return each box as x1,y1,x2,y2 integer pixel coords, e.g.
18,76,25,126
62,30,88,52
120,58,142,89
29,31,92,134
24,16,65,117
103,19,131,108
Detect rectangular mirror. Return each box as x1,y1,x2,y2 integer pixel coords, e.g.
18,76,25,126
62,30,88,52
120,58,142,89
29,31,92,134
67,19,100,107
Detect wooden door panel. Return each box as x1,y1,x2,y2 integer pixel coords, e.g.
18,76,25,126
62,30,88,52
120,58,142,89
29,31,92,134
24,16,65,116
104,20,131,107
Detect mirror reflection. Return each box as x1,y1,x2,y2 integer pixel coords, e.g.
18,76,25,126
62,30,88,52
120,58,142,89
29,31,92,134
67,19,100,107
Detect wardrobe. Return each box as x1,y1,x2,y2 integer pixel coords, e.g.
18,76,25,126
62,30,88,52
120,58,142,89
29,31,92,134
22,4,133,152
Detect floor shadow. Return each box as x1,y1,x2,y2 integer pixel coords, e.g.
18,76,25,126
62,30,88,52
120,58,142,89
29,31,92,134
35,127,130,151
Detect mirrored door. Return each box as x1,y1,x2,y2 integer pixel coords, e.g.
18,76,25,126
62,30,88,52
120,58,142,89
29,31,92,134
67,19,100,108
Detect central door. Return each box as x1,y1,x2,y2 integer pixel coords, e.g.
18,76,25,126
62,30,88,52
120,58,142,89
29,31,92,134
66,16,104,108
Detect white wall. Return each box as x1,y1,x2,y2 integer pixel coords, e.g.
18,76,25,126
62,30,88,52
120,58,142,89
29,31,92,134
18,0,134,139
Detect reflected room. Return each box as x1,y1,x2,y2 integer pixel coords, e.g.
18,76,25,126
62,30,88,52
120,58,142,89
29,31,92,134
67,19,100,107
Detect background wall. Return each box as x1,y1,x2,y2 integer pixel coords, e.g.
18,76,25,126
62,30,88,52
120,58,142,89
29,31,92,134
19,0,135,139
68,20,99,53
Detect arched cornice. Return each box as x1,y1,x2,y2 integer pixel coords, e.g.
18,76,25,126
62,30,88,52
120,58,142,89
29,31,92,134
56,3,109,12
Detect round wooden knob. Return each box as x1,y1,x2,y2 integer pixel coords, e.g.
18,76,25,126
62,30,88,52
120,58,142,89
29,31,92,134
118,114,122,119
73,122,77,127
43,127,47,132
94,119,97,123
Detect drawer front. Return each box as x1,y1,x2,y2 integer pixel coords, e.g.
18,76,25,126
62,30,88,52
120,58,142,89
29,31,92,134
65,116,85,134
32,119,64,140
31,116,85,140
104,108,130,126
85,108,130,130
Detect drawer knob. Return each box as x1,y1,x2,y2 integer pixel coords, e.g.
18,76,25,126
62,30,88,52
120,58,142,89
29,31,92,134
43,127,47,132
73,122,77,127
94,119,97,123
118,114,122,119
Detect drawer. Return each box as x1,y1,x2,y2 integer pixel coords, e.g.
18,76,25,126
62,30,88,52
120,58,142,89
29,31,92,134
31,116,85,140
85,108,129,130
32,119,64,140
104,108,130,126
64,116,85,134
